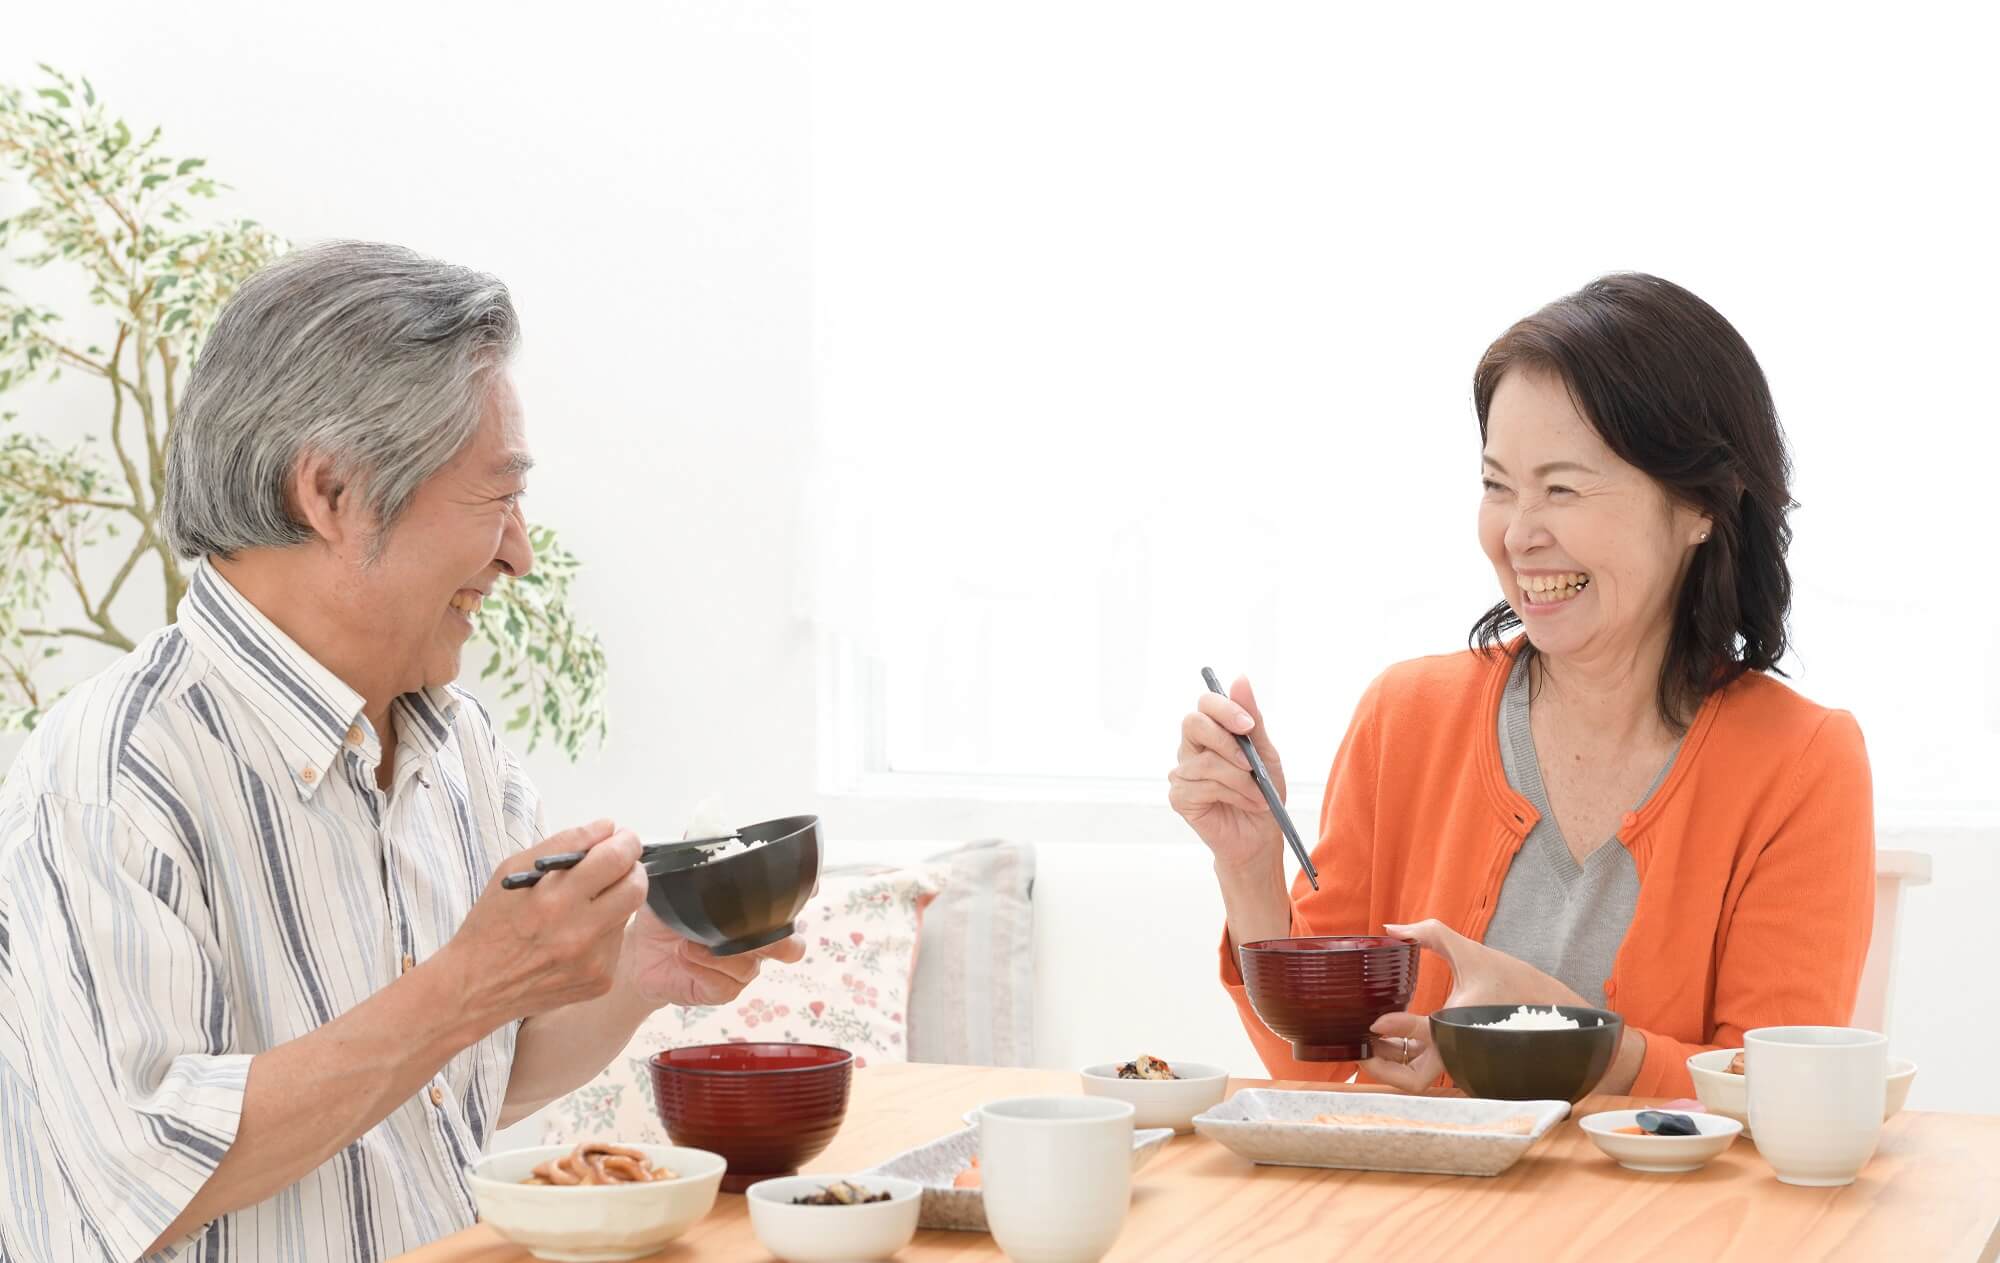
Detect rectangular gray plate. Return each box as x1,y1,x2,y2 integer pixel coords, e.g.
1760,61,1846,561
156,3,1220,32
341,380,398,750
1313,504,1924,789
1191,1088,1569,1178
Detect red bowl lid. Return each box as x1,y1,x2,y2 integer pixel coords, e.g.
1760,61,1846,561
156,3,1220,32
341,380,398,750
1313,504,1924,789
650,1042,854,1074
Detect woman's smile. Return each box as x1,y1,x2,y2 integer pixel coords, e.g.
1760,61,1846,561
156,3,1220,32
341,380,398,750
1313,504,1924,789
1514,570,1592,611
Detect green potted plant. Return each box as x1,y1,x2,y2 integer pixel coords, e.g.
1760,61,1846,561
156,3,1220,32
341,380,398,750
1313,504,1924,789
0,65,607,755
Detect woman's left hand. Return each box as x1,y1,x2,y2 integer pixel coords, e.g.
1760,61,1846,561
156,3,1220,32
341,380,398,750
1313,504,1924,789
1360,918,1583,1093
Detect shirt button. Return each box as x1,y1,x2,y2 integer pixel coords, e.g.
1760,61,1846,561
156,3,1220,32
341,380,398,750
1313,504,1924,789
346,725,363,746
429,1085,445,1107
1621,812,1638,829
300,767,317,784
402,954,416,974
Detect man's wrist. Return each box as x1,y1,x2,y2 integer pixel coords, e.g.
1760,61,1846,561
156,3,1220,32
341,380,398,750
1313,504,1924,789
608,921,667,1023
416,941,514,1048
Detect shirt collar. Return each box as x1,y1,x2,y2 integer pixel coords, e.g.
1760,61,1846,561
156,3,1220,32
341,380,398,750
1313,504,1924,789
177,561,461,799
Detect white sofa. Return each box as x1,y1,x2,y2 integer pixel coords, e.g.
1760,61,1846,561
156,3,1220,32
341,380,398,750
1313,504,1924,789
488,838,1259,1152
491,839,1928,1151
823,839,1266,1075
821,839,1926,1075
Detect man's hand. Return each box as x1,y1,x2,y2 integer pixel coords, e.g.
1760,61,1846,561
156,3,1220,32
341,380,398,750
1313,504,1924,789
620,912,806,1010
436,820,648,1031
498,876,806,1127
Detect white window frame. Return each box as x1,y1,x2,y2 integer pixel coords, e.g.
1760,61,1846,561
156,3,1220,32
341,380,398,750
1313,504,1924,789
815,629,2000,841
813,630,1222,845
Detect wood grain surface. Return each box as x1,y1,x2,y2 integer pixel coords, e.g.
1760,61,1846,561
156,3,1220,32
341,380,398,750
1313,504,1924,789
396,1062,2000,1262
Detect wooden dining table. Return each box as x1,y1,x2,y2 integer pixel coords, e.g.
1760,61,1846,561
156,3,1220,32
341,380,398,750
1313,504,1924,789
400,1062,2000,1262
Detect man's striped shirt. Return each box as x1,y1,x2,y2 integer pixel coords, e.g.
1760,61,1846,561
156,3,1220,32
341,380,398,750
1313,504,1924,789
0,562,542,1261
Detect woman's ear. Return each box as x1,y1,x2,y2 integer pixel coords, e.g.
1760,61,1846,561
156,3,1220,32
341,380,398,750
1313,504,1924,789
1673,496,1715,548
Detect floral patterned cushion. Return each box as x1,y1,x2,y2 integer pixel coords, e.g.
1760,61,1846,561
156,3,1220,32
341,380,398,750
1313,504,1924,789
543,866,940,1144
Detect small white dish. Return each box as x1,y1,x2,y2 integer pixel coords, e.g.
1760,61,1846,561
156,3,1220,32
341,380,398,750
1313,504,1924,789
866,1121,1172,1232
1191,1088,1569,1178
1685,1049,1751,1135
1688,1049,1918,1136
1885,1058,1918,1117
746,1174,922,1262
1079,1060,1230,1134
1578,1110,1742,1173
466,1143,725,1262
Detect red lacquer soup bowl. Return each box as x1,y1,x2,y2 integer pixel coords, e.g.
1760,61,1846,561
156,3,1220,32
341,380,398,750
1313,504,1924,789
1238,936,1420,1061
648,1042,854,1194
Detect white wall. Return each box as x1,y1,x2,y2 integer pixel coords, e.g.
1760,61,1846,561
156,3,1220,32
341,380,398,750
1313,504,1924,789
1879,828,1996,1114
3,0,819,835
811,0,2000,819
4,3,1995,1118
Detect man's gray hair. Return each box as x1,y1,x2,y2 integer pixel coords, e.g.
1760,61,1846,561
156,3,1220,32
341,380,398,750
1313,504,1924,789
161,240,519,559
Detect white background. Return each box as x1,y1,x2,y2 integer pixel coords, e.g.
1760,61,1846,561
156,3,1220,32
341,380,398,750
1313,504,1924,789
815,2,2000,818
6,1,1997,1114
4,0,821,840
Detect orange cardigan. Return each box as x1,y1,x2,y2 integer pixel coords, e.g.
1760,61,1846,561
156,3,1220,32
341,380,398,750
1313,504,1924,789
1219,641,1875,1098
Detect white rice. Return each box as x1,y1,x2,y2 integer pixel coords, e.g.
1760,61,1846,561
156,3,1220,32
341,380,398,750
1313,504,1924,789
692,838,755,864
684,796,733,842
1474,1005,1582,1031
679,796,760,865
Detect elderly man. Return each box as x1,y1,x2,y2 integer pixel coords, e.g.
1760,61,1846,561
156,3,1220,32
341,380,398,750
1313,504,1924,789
0,241,802,1261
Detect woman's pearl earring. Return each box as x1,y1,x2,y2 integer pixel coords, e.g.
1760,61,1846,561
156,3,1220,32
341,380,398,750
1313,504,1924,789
1697,531,1710,542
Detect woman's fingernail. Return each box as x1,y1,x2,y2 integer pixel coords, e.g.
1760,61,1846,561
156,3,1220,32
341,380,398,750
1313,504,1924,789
1236,710,1255,730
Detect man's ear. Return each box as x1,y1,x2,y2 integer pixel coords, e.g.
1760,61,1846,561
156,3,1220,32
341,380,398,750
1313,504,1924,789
290,451,361,550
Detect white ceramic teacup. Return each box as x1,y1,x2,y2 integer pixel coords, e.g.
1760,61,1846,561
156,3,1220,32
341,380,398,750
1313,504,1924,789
978,1096,1135,1263
1746,1025,1887,1187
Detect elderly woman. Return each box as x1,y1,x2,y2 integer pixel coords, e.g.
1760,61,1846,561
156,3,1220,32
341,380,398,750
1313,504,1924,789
1170,273,1873,1099
0,242,801,1261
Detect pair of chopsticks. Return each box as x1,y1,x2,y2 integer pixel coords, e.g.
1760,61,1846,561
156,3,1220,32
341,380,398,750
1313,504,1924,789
1202,668,1319,891
500,834,743,890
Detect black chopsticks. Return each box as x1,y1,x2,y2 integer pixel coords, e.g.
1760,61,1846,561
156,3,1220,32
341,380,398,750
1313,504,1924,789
1202,667,1319,891
500,834,744,890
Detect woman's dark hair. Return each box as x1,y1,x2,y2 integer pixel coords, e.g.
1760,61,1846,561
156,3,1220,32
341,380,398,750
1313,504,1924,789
1469,272,1794,729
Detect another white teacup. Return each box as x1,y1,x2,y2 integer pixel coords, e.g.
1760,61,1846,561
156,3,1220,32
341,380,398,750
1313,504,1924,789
1746,1025,1887,1187
978,1096,1135,1263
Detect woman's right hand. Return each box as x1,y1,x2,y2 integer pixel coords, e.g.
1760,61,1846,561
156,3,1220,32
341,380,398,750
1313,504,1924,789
1168,676,1287,870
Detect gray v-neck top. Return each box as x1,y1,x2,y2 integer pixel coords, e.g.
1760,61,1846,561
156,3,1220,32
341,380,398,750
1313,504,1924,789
1479,653,1679,1007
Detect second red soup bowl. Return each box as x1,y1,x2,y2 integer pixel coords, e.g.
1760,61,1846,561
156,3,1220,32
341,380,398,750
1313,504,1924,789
1237,935,1420,1061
